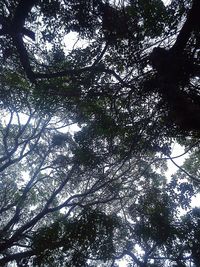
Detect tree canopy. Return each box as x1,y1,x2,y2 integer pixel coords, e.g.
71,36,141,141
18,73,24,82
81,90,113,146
0,0,200,266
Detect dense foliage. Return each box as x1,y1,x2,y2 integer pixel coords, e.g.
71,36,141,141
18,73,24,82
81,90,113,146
0,0,200,266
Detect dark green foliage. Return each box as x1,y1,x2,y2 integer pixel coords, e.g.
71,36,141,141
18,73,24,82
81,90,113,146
32,209,118,266
131,188,174,243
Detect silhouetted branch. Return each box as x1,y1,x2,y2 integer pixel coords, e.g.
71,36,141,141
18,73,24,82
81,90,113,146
12,0,38,32
0,250,34,266
172,0,200,53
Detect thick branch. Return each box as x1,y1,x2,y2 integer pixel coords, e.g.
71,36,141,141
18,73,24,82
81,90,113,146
13,34,35,82
35,66,130,87
171,0,200,53
12,0,38,32
0,1,37,80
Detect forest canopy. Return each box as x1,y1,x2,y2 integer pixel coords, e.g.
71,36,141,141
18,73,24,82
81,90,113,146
0,0,200,266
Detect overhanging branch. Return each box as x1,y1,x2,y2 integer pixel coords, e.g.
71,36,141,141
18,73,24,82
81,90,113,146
172,0,200,53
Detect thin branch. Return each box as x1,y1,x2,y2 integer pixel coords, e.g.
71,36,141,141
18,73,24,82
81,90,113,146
92,43,109,66
168,155,200,183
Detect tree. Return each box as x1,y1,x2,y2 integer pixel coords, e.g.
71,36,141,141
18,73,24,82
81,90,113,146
0,91,169,266
0,0,200,266
0,0,199,134
0,95,120,266
109,180,197,267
